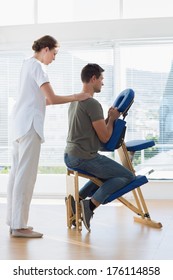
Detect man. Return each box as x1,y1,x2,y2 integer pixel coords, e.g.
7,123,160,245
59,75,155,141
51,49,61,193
64,63,135,231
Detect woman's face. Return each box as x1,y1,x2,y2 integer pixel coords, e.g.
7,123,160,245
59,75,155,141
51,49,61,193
43,47,59,65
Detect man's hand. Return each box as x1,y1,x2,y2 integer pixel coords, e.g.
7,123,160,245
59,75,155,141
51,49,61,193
108,107,121,121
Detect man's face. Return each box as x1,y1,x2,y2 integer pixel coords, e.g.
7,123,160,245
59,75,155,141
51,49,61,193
93,74,104,93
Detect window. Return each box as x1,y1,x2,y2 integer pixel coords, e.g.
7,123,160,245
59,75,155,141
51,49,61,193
0,45,114,174
39,46,114,172
117,41,173,179
0,51,25,171
1,40,173,179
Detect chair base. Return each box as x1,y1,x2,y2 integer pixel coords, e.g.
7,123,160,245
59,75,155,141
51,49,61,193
134,216,162,229
66,169,163,231
66,171,83,231
66,195,82,231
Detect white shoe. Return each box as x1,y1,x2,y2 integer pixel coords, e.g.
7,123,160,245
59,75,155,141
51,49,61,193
10,226,33,234
11,229,43,238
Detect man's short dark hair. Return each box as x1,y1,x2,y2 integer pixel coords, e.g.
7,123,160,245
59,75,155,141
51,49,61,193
81,63,104,83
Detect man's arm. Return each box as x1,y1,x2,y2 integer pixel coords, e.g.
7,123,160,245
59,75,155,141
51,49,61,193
92,107,120,143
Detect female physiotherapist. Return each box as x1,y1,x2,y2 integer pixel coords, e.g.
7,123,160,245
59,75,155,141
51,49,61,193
6,35,90,238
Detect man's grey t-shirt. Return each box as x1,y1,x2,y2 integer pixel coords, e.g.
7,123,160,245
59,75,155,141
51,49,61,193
65,98,104,159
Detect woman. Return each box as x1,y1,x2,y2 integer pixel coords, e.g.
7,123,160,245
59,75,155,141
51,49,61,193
6,35,90,238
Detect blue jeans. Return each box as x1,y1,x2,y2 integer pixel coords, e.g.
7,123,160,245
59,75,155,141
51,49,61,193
64,153,135,204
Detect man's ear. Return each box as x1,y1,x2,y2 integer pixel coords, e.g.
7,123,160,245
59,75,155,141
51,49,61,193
91,75,97,82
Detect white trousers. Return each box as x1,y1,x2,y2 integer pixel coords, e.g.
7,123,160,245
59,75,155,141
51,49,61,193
6,126,41,229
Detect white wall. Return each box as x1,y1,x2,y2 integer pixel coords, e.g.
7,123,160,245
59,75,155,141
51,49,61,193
1,17,173,50
0,174,173,199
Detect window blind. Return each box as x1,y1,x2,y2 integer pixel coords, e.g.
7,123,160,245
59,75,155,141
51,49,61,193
1,41,173,178
0,46,114,172
41,46,114,168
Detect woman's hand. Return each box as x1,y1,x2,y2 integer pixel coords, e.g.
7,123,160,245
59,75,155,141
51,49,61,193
74,92,91,101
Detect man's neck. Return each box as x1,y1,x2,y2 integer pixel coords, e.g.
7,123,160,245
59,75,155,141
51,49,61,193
82,84,94,97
